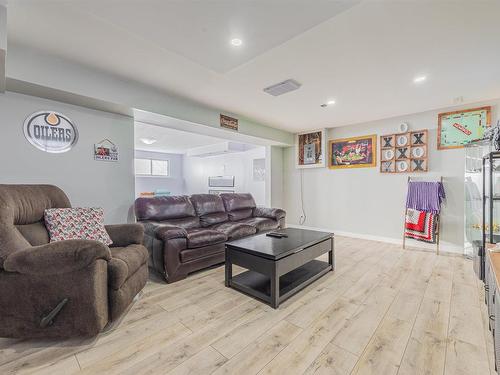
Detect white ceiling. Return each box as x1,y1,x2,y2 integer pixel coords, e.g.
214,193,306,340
135,121,230,154
7,0,500,132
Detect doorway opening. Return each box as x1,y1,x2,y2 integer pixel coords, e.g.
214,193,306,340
134,121,268,206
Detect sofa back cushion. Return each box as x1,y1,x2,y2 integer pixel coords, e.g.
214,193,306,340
0,184,71,266
135,196,196,222
190,194,228,227
227,208,253,221
16,223,50,246
220,193,256,221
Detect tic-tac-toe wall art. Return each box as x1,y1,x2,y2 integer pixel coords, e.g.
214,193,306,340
380,130,428,173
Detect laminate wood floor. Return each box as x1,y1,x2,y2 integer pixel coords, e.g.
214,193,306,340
0,236,495,375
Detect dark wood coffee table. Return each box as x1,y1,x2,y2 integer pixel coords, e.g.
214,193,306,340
225,227,334,308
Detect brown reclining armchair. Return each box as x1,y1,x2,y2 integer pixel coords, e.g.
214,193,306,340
0,185,149,339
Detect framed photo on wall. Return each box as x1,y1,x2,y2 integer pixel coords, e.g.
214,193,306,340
296,129,326,168
328,134,377,169
438,106,491,149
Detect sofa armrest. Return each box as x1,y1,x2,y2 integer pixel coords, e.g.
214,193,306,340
253,207,286,221
141,221,188,241
154,225,187,241
3,240,111,276
105,224,144,247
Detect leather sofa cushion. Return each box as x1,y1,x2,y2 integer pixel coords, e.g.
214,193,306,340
108,245,148,290
180,244,225,263
228,209,253,221
190,194,225,215
190,194,228,227
220,193,256,212
209,222,256,240
236,217,279,232
134,196,196,221
185,228,227,249
200,212,229,227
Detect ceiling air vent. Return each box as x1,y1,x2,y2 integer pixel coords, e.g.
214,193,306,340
263,79,302,96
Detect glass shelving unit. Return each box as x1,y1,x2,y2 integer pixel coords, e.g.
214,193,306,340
483,152,500,246
465,140,490,280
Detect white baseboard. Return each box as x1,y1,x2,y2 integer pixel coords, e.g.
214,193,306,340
286,224,464,255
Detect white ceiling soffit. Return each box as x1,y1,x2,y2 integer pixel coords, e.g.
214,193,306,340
7,0,500,132
135,119,267,154
134,110,285,147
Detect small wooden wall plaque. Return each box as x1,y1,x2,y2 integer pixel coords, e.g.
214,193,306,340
220,114,238,131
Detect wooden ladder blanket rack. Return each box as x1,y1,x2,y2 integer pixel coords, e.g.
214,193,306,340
402,176,443,255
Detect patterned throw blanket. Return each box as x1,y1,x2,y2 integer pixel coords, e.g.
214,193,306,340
406,181,445,214
405,208,437,243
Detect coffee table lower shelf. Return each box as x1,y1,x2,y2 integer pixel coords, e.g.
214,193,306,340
229,259,331,306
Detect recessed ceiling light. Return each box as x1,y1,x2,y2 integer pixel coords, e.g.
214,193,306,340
230,38,243,47
413,75,427,84
321,99,336,108
140,138,157,145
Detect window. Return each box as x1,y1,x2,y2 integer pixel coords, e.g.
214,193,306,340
135,159,152,175
135,158,169,176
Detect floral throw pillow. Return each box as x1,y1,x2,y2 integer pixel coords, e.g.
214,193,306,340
44,208,112,246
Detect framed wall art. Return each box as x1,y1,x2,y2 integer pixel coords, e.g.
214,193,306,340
94,138,119,162
380,130,428,173
220,114,238,131
328,134,377,169
438,106,491,150
252,158,265,182
296,129,326,168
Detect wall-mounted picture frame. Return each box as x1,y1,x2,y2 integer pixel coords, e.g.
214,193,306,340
296,129,326,168
252,158,266,182
208,175,235,187
94,138,119,162
438,106,491,150
328,134,377,169
220,114,239,131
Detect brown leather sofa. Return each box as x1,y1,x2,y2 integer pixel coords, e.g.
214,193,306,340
0,185,149,339
135,193,286,283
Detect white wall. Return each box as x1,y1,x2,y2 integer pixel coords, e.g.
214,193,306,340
270,146,284,209
135,150,185,197
183,147,267,205
0,92,135,224
283,100,500,253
